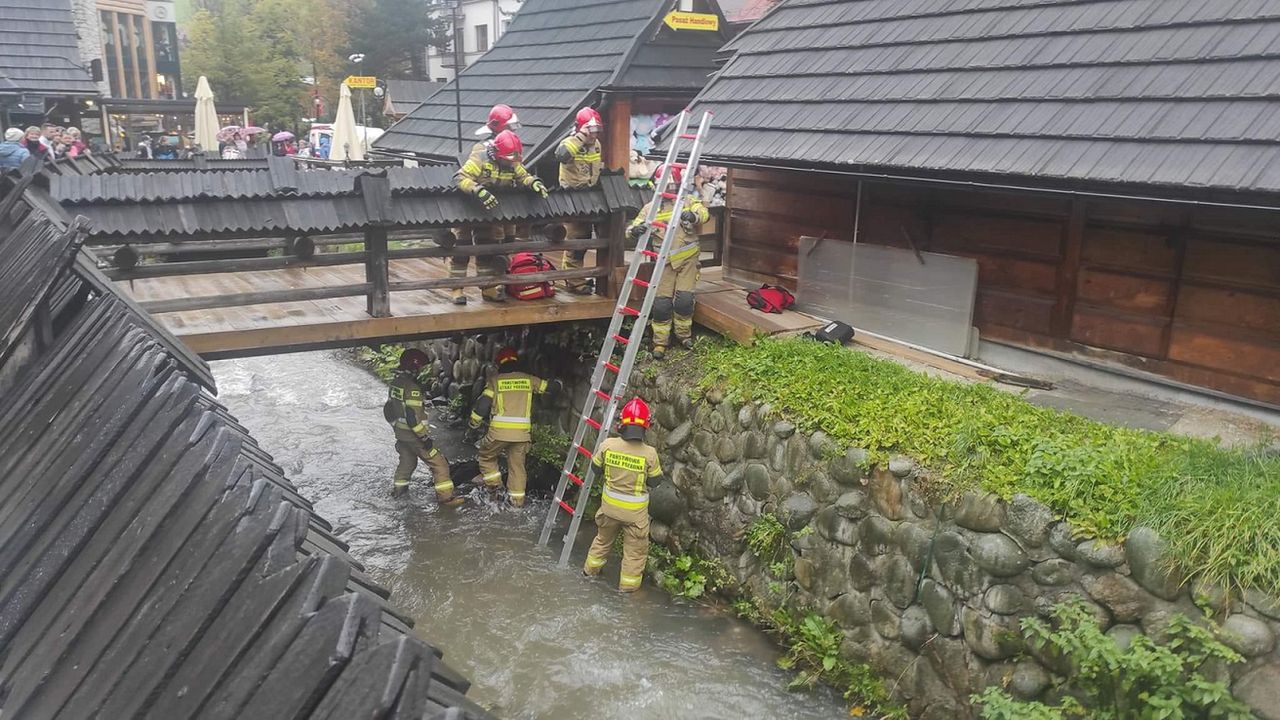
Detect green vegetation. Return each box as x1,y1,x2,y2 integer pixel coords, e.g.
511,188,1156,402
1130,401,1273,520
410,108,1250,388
357,344,405,382
746,514,789,562
530,425,572,467
974,600,1251,719
647,545,731,600
699,337,1280,594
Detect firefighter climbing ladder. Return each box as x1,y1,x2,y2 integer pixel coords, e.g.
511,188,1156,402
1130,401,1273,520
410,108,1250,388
536,110,714,566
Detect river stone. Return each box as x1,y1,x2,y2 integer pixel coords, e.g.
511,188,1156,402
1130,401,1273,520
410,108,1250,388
848,553,875,592
692,431,716,457
961,607,1024,660
883,555,918,609
716,436,741,464
1125,527,1184,601
701,462,728,501
794,556,815,591
666,421,693,448
655,404,679,430
742,431,768,459
1032,559,1075,586
1005,494,1055,547
1191,579,1230,615
871,600,901,640
648,484,685,525
807,471,841,504
1081,572,1150,623
780,493,819,530
649,521,671,545
895,523,933,572
708,409,727,435
806,430,833,458
1106,623,1142,651
860,516,896,556
921,580,961,636
1047,522,1080,561
1246,589,1280,621
888,456,914,477
768,439,787,472
1234,664,1280,720
830,591,872,627
1222,614,1276,657
737,404,756,429
1009,661,1050,700
835,491,871,520
971,533,1030,577
784,436,809,477
900,605,933,650
674,393,692,422
744,463,771,500
868,471,904,519
933,532,984,598
954,492,1006,532
1076,540,1126,569
773,420,796,438
829,448,865,486
816,506,860,546
722,464,744,493
984,584,1026,615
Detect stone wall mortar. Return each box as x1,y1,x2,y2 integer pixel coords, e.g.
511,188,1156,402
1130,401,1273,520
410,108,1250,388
628,372,1280,719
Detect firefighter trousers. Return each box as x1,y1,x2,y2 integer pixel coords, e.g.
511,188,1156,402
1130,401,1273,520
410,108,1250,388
583,507,650,591
477,436,529,506
450,224,514,300
561,221,596,292
650,253,700,350
393,438,455,500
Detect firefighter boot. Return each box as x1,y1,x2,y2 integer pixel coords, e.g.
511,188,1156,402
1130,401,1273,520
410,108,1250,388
451,288,467,305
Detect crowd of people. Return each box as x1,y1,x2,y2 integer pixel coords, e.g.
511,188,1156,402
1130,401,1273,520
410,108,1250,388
0,124,91,168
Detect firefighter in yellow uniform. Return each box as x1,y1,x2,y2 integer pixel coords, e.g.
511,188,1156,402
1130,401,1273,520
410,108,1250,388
628,163,710,359
467,346,559,506
555,107,603,294
583,398,665,592
384,349,461,505
453,129,548,304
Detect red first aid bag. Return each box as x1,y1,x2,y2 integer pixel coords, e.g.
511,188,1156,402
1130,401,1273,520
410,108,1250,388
746,284,795,313
507,252,556,300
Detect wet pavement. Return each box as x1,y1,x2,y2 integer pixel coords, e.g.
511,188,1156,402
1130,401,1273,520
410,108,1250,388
213,350,847,720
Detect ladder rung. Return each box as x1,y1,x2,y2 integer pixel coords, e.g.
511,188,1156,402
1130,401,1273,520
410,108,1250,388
565,471,583,486
652,221,668,230
593,389,611,401
631,278,649,288
603,361,620,373
669,162,686,169
584,416,602,430
679,133,697,140
640,249,659,259
612,333,630,345
575,444,593,458
618,306,640,317
558,500,575,514
660,192,677,200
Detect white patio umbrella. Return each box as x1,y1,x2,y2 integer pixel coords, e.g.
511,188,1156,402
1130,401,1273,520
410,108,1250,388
193,76,220,154
329,83,363,162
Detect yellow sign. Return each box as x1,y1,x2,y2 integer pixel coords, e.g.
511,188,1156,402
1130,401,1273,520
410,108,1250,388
344,75,377,89
664,11,719,31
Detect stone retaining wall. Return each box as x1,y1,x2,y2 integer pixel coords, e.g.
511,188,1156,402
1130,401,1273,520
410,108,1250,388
624,370,1280,719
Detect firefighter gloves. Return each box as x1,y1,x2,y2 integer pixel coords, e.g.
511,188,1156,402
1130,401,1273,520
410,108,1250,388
477,188,499,210
530,179,549,198
628,224,647,240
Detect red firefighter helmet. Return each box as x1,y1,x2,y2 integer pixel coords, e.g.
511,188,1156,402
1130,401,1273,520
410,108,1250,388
398,348,429,372
575,107,603,133
492,130,523,162
653,163,682,187
619,398,651,429
487,104,520,132
496,346,519,365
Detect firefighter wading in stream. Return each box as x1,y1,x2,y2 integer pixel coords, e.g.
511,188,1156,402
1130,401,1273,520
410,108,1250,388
583,398,665,592
629,163,710,359
466,346,560,507
384,349,462,505
453,128,548,304
555,107,604,294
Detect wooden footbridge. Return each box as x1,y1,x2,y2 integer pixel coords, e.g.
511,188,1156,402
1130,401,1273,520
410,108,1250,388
51,159,641,358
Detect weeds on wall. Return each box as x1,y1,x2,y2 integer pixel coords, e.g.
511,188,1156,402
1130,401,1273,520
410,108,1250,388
973,599,1252,719
699,337,1280,595
647,545,732,601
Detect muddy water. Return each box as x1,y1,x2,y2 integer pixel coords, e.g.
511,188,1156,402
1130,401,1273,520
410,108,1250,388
213,351,846,720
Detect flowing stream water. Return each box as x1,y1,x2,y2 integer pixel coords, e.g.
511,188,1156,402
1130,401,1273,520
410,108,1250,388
213,350,847,720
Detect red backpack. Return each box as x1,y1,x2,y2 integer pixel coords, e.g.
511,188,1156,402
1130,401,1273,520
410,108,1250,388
507,252,556,300
746,284,795,313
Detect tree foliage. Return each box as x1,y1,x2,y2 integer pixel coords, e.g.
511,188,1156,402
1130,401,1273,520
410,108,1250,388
347,0,450,80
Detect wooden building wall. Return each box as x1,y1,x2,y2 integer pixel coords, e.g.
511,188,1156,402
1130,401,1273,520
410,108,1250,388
725,168,1280,405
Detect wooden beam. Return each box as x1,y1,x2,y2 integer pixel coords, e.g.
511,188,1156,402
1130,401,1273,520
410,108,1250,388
365,226,390,317
104,251,368,279
603,95,632,172
388,266,606,293
1050,196,1085,337
595,211,625,298
141,284,373,314
388,236,606,260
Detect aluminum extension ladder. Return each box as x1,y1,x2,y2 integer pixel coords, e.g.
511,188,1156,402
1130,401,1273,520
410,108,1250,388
536,110,714,566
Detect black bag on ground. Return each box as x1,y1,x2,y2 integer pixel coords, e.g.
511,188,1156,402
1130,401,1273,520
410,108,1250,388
806,320,855,345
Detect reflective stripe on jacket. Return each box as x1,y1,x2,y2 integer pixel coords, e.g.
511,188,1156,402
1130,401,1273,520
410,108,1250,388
455,142,535,195
629,198,709,263
557,133,602,188
470,371,549,442
387,374,428,437
592,437,662,513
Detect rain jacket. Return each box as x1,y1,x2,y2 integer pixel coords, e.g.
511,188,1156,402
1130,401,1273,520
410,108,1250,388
0,141,29,169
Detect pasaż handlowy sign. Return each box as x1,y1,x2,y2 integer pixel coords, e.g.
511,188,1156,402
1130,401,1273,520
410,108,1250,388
344,76,377,89
663,11,719,31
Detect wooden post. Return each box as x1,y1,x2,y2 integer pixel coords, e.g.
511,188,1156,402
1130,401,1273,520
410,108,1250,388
603,94,632,172
365,226,390,317
598,210,626,298
1051,197,1086,338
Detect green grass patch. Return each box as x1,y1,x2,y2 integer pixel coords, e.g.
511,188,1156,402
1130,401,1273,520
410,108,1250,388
699,337,1280,595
